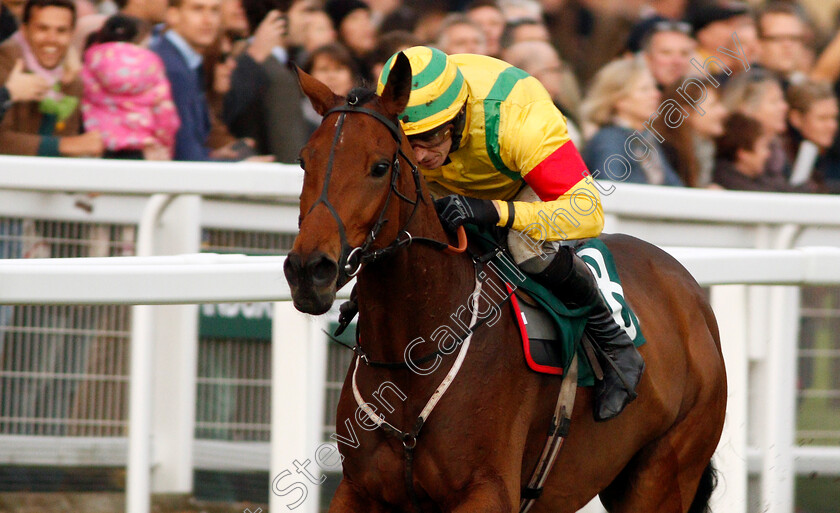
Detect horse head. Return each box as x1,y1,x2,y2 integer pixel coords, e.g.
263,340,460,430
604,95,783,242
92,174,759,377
284,52,421,315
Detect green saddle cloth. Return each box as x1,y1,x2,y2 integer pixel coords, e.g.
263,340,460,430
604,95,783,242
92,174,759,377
468,229,645,386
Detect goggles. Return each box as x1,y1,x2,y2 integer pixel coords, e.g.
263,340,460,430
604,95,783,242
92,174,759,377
407,125,452,148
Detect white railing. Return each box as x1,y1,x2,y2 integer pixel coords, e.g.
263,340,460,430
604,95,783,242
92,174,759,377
1,247,839,513
601,182,840,250
0,253,289,304
2,156,840,513
0,155,302,197
3,158,840,249
1,246,837,304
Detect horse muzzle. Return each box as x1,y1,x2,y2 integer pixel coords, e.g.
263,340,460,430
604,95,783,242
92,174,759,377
283,251,339,315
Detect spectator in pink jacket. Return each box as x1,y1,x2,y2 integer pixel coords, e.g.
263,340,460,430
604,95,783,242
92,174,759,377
81,15,179,160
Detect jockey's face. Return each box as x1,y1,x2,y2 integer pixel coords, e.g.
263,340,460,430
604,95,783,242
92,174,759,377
409,124,453,170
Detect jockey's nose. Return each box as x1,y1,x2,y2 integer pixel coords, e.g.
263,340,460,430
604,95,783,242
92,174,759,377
412,146,434,165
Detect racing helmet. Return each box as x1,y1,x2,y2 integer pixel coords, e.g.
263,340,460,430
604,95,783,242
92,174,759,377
376,46,468,136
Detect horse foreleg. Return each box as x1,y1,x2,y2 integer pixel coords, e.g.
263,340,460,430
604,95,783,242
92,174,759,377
328,480,389,513
446,474,518,513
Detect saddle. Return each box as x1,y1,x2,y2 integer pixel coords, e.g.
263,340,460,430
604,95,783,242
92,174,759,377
471,230,646,387
510,288,588,375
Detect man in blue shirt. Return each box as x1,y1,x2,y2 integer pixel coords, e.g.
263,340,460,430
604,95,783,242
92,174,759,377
151,0,244,161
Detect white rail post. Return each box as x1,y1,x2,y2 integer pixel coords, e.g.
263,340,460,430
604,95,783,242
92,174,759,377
306,314,328,498
710,285,750,512
127,303,154,513
271,302,323,513
150,195,202,494
760,286,800,513
128,194,175,513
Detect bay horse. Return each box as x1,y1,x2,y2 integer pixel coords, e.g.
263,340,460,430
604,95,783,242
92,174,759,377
283,53,727,513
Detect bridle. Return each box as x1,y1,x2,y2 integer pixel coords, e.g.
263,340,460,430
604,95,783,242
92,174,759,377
305,92,466,283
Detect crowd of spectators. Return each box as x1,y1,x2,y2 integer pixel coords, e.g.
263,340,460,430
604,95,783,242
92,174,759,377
0,0,839,193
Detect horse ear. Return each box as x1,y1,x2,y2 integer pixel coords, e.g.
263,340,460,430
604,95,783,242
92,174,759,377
292,62,341,116
379,52,412,118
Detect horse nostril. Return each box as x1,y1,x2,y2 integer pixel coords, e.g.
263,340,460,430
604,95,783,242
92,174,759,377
307,254,338,286
283,253,302,287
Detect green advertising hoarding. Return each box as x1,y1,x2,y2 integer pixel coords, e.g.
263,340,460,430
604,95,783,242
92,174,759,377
199,302,273,340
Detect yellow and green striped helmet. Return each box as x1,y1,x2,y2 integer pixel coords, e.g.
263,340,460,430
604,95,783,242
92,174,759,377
376,46,468,136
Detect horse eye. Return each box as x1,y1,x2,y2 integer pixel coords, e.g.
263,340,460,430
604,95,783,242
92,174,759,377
297,158,305,171
371,162,390,178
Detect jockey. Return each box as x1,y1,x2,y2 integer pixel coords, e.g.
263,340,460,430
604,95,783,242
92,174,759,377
376,46,644,421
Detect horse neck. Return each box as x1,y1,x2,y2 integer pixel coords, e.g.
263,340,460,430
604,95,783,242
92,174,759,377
355,181,475,364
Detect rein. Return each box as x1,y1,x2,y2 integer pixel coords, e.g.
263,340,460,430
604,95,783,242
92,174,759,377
307,93,465,284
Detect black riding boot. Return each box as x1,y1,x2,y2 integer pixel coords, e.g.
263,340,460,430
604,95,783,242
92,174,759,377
530,247,645,421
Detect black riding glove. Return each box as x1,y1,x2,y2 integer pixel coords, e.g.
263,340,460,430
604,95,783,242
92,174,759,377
434,194,500,232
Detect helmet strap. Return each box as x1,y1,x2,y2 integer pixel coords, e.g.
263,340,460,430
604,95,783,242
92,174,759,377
448,101,469,153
